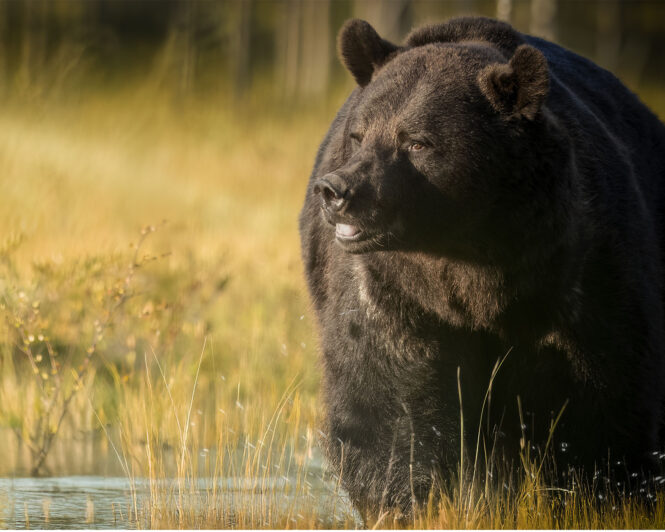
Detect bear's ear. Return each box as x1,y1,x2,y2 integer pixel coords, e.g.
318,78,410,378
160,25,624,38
477,44,549,120
338,19,399,87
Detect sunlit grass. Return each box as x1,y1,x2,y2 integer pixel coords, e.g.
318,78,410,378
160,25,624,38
1,82,665,527
102,338,358,529
0,82,329,458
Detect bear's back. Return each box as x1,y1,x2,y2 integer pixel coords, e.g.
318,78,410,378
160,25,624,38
524,34,665,257
409,17,665,247
408,17,665,158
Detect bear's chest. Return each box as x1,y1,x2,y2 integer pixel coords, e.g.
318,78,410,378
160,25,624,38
323,255,503,370
349,253,514,334
326,258,435,364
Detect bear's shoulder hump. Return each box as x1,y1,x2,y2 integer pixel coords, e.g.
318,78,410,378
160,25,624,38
406,16,525,59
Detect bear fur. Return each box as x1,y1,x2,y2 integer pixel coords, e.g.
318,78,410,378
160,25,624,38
299,16,665,516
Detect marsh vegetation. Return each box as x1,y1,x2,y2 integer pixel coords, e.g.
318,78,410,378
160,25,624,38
1,0,665,528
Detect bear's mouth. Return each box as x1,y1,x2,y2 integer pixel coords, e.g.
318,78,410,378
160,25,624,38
335,223,363,241
334,223,385,253
321,212,387,253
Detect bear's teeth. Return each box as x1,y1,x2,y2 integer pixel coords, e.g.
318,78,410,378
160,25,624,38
336,224,360,237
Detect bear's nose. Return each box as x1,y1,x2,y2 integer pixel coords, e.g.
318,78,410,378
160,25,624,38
313,174,349,212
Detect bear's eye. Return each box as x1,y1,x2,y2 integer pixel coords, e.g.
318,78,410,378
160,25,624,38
408,142,425,152
349,132,363,147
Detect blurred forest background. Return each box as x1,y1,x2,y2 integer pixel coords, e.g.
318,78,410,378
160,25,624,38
0,0,665,490
1,0,664,108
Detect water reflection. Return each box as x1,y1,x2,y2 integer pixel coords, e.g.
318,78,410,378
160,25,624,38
0,428,360,529
0,477,137,529
0,429,127,478
0,472,358,529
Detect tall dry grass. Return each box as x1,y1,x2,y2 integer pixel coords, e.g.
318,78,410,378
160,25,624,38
1,82,665,527
0,84,330,470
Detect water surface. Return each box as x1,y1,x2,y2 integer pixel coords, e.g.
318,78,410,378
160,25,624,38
0,471,358,529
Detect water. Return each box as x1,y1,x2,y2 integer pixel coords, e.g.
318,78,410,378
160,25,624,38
0,473,358,529
0,477,138,529
0,430,360,528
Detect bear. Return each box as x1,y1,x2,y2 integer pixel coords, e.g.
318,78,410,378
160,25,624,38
299,16,665,517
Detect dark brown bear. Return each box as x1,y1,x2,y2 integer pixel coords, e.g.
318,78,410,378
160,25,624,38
299,16,665,517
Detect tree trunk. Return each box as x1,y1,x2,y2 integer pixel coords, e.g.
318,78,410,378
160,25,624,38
496,0,513,23
232,0,252,98
299,0,330,96
530,0,557,42
353,0,412,42
595,0,621,73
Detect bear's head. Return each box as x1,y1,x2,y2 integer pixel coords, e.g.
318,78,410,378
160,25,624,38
313,19,567,261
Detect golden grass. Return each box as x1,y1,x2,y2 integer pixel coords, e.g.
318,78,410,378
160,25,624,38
1,84,665,528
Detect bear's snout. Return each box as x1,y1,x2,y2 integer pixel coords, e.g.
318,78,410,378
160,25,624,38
313,173,350,212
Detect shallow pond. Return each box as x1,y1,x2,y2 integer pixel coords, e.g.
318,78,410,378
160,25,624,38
0,428,361,528
0,477,136,529
0,473,358,529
